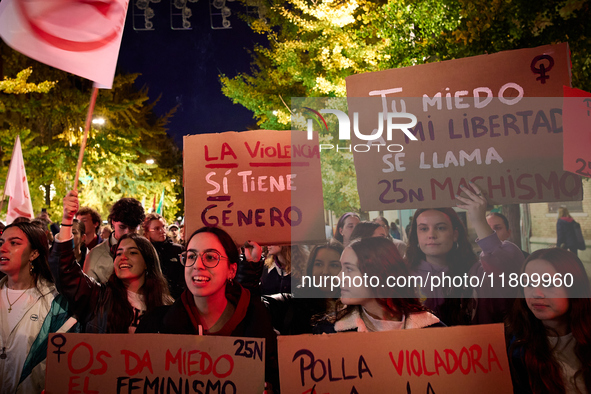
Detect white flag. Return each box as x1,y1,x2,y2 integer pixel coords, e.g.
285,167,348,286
4,136,35,224
0,0,129,88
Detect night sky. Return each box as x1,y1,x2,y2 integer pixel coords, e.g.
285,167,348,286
116,0,262,148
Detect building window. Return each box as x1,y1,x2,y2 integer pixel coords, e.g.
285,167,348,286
548,201,583,213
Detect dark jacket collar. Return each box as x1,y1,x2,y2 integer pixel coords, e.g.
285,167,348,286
178,283,251,336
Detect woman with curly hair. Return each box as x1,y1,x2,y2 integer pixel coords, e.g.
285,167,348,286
260,244,308,295
507,248,591,394
405,182,524,325
50,191,172,333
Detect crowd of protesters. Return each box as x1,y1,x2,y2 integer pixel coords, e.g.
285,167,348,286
0,184,589,393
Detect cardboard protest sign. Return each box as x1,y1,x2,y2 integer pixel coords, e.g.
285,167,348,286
278,323,511,394
45,333,265,393
345,43,582,210
184,130,325,245
563,86,591,178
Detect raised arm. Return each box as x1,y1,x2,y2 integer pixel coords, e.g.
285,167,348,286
236,240,265,297
455,181,493,240
49,191,102,319
456,181,524,274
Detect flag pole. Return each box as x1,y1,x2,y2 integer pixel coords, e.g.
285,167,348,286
74,87,99,191
0,136,19,216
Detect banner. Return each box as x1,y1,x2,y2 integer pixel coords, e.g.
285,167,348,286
344,43,582,210
45,333,265,393
278,324,512,393
3,136,35,223
184,130,325,245
0,0,129,88
563,86,591,178
157,188,165,214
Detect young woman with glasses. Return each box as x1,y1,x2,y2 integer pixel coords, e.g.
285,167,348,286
137,226,279,392
49,191,173,333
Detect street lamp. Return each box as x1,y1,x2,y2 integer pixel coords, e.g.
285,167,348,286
146,159,155,165
92,117,105,125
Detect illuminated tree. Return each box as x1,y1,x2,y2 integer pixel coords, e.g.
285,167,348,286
0,43,183,223
221,0,590,217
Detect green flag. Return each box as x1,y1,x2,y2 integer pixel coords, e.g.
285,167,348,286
156,188,165,214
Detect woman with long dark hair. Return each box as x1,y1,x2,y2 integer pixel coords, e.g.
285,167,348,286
507,248,591,393
333,212,360,246
0,221,70,393
405,182,524,325
317,236,443,333
137,226,279,391
50,191,172,333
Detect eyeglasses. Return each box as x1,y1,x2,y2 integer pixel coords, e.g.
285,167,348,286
180,250,228,268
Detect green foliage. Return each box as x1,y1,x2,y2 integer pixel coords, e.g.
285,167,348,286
292,97,359,214
221,0,591,213
0,67,56,94
0,43,183,224
440,0,591,91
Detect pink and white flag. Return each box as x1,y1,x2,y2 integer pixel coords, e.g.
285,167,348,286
4,136,35,224
0,0,129,88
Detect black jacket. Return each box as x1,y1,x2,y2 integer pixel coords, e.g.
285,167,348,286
262,291,334,335
49,238,118,333
557,218,578,251
237,256,330,335
151,239,185,299
261,266,291,295
136,283,279,390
